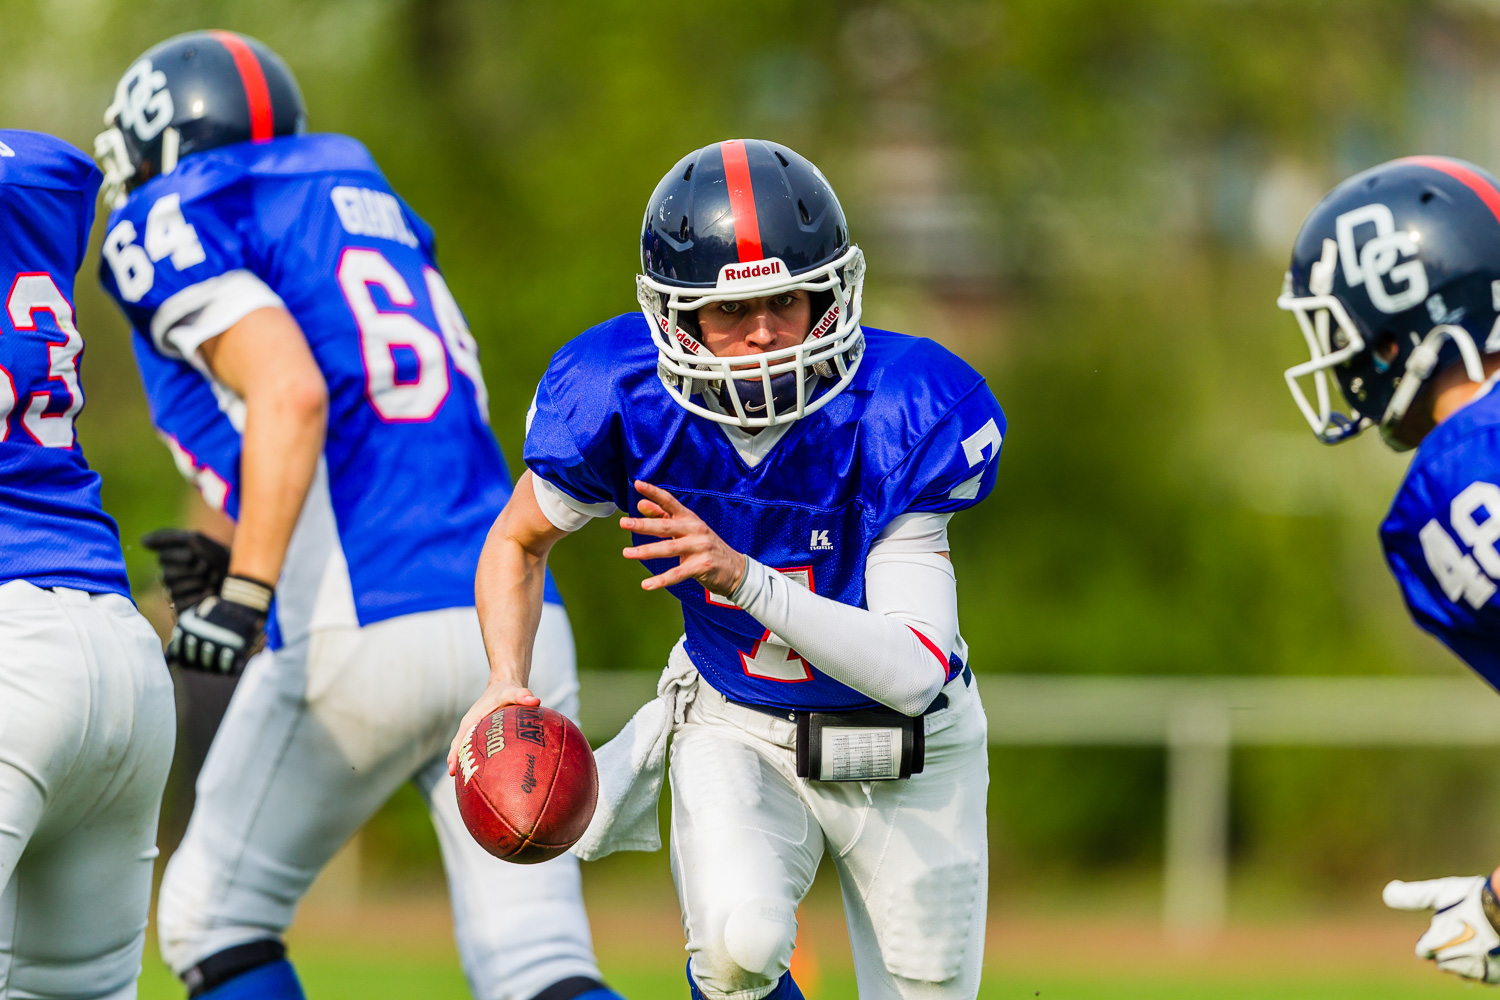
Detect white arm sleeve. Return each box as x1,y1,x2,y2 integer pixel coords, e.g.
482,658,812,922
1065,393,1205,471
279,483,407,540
729,518,958,716
532,474,618,532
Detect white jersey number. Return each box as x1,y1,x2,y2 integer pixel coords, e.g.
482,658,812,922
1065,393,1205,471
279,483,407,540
1,274,85,447
734,568,815,682
1420,480,1500,609
337,248,488,423
102,194,207,303
948,417,1003,500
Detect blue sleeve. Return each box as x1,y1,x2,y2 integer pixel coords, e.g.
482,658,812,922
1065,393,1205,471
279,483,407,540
98,181,255,344
130,332,243,519
1380,431,1500,687
883,382,1007,516
522,371,617,508
0,132,100,286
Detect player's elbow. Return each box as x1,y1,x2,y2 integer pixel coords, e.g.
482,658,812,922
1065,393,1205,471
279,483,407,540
282,369,329,421
886,678,945,718
880,665,946,716
883,637,949,716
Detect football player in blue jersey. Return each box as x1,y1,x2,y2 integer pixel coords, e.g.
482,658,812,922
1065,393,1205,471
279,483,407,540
449,139,1003,1000
0,130,176,998
1279,155,1500,983
95,31,623,1000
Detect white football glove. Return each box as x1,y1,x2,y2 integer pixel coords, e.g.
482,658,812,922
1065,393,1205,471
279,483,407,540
1384,875,1500,983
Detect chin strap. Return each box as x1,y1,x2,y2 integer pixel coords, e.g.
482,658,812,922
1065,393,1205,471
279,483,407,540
1382,324,1487,443
1315,411,1370,445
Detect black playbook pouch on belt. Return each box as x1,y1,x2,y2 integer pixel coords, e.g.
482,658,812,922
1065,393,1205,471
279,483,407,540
794,707,925,781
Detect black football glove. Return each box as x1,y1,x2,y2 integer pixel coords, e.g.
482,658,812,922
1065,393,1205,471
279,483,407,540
141,528,231,612
167,575,273,675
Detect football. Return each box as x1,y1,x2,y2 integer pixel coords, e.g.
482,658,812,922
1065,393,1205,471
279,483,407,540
454,704,599,864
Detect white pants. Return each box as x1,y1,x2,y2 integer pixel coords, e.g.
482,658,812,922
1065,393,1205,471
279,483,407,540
670,675,989,1000
0,582,176,1000
157,603,602,1000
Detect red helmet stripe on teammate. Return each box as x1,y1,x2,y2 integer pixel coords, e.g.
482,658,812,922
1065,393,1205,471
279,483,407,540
210,31,274,142
719,140,765,262
1400,155,1500,225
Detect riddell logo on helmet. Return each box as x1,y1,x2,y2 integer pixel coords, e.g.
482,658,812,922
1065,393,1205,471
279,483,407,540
656,314,704,355
810,302,841,339
717,258,789,288
723,260,782,282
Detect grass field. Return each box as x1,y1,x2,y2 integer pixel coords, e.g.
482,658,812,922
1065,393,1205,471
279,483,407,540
133,893,1480,1000
136,957,1476,1000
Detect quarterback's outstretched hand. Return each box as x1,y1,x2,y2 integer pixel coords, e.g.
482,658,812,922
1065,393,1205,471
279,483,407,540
447,679,541,777
1385,874,1500,982
622,480,745,598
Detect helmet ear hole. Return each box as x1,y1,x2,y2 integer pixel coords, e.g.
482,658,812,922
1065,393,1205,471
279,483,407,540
1373,331,1401,373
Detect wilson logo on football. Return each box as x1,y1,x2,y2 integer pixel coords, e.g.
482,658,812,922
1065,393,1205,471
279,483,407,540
111,59,174,142
1334,203,1429,315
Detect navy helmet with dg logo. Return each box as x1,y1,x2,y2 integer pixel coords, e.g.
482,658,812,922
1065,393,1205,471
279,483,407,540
95,30,306,209
1279,156,1500,449
637,139,865,428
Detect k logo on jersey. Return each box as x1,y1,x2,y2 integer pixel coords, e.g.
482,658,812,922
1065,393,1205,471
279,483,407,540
1334,203,1428,314
108,59,174,143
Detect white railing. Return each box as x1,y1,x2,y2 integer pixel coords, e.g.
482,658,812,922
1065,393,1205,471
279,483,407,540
575,672,1500,933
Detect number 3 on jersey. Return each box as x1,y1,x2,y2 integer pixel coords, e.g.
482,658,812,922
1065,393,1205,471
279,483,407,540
337,248,488,423
0,274,84,447
1421,481,1500,609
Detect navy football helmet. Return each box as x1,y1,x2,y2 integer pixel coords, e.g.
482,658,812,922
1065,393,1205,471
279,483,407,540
637,139,865,428
1279,156,1500,449
96,31,306,208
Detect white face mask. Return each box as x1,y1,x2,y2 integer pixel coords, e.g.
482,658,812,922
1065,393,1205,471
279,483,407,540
639,245,867,429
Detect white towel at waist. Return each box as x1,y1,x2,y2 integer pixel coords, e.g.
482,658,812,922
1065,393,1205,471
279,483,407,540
571,637,699,860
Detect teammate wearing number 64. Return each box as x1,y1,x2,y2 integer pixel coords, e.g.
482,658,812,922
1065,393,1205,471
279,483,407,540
97,31,623,1000
1278,156,1500,982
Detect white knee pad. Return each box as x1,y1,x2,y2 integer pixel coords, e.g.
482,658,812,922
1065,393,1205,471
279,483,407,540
722,896,798,981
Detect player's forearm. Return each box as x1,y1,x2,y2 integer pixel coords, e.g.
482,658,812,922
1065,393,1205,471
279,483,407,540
228,375,326,585
730,552,957,715
475,476,570,688
475,526,550,688
197,307,326,588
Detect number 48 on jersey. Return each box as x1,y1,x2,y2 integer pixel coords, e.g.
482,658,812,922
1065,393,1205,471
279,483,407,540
1421,481,1500,609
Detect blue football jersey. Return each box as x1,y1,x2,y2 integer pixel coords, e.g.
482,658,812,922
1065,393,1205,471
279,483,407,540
0,130,130,598
526,313,1005,711
100,134,557,647
1382,385,1500,686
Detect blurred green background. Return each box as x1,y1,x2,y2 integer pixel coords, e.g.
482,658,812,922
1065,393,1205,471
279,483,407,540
9,0,1500,957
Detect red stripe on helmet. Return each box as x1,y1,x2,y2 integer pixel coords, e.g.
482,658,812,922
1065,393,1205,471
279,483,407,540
211,31,274,142
1400,155,1500,225
719,140,764,262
